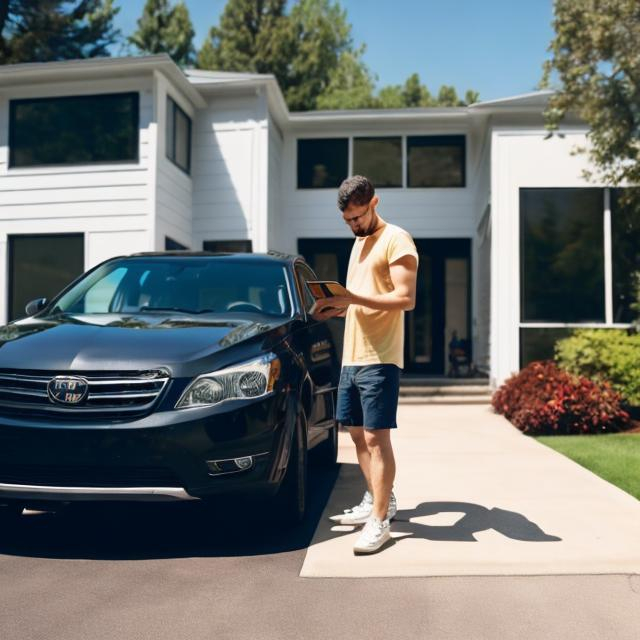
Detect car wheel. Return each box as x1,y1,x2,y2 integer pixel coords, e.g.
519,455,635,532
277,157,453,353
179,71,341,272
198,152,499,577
274,409,308,526
311,420,339,467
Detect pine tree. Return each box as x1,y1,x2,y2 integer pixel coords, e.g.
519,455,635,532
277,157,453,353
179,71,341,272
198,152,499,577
0,0,120,64
129,0,195,66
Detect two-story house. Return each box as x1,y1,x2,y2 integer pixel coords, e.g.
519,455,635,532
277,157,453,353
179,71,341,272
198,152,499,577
0,54,636,388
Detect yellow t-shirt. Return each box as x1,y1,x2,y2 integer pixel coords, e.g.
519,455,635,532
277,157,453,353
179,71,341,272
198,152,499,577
342,220,419,369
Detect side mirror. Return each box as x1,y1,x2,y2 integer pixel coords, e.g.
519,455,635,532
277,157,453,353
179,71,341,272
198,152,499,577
25,297,48,316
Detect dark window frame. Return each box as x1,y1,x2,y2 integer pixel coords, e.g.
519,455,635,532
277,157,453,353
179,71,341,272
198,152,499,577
406,134,466,188
165,95,192,175
165,236,189,251
8,232,85,320
297,137,349,189
203,240,253,253
8,92,139,169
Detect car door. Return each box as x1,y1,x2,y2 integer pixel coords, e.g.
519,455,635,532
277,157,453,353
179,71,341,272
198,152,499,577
291,261,340,434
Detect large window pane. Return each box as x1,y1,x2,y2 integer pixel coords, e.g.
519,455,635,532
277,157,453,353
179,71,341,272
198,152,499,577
520,327,575,368
165,96,191,174
297,138,348,189
9,234,84,320
407,135,465,187
611,187,640,323
9,93,138,167
353,137,401,187
520,188,605,322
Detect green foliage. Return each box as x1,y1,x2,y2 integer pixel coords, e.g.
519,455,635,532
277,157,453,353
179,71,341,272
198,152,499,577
197,0,480,111
315,46,377,110
0,0,120,64
555,328,640,406
539,0,640,213
196,0,289,79
129,0,195,66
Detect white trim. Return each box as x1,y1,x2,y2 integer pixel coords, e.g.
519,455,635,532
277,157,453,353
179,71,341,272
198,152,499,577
604,188,613,324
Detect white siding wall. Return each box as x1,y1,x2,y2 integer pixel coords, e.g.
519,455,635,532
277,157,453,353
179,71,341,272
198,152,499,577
192,91,269,251
490,126,600,388
154,72,194,249
0,76,156,323
472,119,492,374
280,120,482,254
267,115,284,251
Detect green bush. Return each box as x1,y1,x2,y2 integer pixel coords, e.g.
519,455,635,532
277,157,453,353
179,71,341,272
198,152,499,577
555,329,640,406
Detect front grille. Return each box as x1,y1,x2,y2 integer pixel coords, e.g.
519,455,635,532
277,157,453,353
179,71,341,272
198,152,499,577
0,464,181,488
0,368,170,420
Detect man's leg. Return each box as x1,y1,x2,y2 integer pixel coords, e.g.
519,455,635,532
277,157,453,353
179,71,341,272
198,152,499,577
363,428,396,521
349,426,372,493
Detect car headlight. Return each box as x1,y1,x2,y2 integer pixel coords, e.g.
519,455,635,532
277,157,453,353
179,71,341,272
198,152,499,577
176,353,282,409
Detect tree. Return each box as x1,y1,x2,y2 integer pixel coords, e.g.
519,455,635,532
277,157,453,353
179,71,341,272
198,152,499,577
0,0,120,64
402,73,433,107
539,0,640,206
196,0,290,80
315,46,376,110
129,0,195,66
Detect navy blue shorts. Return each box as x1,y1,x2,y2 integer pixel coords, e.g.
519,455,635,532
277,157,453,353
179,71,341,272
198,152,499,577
336,364,401,430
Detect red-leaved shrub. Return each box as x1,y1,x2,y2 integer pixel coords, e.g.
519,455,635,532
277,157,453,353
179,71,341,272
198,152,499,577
491,360,631,435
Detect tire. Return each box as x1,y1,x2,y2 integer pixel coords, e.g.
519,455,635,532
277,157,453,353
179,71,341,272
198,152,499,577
311,420,339,467
274,409,308,526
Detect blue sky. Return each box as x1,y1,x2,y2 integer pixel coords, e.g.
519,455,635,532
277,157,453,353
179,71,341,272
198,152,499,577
112,0,556,102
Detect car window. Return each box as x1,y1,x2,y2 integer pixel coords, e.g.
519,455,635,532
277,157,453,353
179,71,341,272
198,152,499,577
50,258,294,318
295,263,318,313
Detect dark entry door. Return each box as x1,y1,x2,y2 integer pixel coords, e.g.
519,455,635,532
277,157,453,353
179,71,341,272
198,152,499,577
408,239,471,375
297,237,471,375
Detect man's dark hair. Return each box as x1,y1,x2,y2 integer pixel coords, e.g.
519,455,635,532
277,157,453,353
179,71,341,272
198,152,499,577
337,175,375,212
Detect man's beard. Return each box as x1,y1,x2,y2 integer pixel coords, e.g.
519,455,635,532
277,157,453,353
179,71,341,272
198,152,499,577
352,220,376,237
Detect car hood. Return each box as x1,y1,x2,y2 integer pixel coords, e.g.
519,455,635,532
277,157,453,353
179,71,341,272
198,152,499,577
0,313,291,372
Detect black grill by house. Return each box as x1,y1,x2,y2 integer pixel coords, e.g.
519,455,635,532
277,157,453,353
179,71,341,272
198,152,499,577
0,369,170,419
0,463,182,488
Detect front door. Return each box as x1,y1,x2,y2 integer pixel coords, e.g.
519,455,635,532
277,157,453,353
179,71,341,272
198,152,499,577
407,239,471,375
297,238,471,375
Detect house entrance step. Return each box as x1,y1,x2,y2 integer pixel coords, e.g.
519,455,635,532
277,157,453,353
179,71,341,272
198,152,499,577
398,375,493,405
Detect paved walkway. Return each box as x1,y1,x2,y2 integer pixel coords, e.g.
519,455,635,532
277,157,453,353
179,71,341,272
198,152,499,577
301,404,640,577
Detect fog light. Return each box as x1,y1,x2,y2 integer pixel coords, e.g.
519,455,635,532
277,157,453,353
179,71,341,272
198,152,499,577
206,455,254,475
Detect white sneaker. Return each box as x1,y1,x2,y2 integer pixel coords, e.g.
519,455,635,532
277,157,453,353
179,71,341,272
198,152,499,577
353,517,392,555
330,490,397,525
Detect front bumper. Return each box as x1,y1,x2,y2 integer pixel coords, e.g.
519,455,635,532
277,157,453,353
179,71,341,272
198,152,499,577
0,388,294,504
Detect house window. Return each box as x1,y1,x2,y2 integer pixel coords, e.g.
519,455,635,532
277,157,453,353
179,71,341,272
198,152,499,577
611,187,640,323
353,137,402,188
8,234,84,320
203,240,252,253
407,135,465,188
165,237,188,250
9,93,138,168
520,188,605,323
297,138,348,189
166,96,192,174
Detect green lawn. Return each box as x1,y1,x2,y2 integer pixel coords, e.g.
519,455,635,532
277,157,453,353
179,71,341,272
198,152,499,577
534,434,640,501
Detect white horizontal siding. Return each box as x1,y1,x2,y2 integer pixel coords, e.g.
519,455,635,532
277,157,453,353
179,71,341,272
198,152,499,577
192,93,266,247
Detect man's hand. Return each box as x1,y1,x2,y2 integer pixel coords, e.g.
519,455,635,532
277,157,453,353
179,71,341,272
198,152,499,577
312,291,356,315
310,305,346,322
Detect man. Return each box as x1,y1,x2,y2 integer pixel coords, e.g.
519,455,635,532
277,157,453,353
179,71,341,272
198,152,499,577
312,175,419,554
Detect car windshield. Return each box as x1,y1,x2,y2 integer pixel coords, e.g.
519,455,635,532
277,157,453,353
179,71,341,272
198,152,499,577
45,257,294,318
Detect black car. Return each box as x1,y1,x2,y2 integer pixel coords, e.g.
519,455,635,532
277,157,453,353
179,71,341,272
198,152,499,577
0,252,340,525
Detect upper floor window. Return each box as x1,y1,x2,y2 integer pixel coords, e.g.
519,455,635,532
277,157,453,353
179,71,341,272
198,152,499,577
166,96,192,174
353,137,402,188
9,92,139,168
407,135,466,188
297,138,348,189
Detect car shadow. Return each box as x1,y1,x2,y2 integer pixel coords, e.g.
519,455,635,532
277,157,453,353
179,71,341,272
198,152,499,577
0,462,341,561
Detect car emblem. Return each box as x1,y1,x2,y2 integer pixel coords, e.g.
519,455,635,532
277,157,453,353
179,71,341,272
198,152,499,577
47,376,89,405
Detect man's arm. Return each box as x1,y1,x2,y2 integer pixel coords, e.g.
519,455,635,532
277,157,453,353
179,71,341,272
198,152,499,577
313,254,418,313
